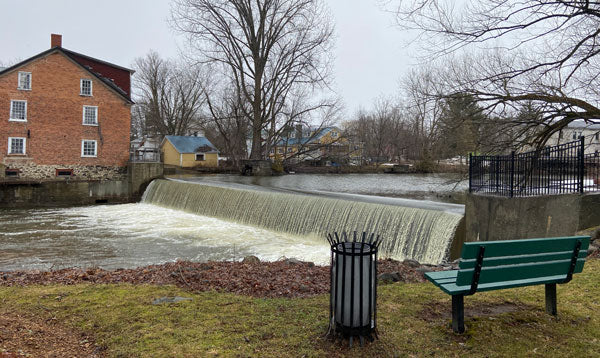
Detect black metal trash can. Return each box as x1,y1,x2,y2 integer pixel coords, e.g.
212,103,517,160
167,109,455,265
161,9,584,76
326,231,381,347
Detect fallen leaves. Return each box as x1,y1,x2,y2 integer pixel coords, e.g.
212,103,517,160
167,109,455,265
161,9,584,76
0,258,428,298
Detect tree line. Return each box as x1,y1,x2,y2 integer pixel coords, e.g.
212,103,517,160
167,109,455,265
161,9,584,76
131,0,600,166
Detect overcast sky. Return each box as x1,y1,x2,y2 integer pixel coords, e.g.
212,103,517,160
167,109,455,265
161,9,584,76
0,0,417,118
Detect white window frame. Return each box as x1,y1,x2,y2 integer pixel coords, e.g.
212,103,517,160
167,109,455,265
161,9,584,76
81,140,97,157
8,137,26,155
195,153,205,161
18,72,32,90
9,100,27,122
82,106,98,126
80,79,93,96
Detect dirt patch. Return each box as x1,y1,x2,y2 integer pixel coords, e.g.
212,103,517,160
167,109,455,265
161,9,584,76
0,312,104,358
0,259,428,299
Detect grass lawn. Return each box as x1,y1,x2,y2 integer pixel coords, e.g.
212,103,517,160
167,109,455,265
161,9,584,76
1,259,599,357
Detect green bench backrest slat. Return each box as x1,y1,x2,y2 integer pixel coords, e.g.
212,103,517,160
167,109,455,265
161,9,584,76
459,236,590,261
459,250,588,269
456,258,586,286
455,236,590,287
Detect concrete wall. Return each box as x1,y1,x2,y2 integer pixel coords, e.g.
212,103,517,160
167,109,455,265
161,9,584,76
580,193,600,230
0,162,163,208
465,192,600,243
0,180,130,208
128,162,163,199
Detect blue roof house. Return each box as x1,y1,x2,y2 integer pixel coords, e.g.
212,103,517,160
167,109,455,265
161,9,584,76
161,135,219,168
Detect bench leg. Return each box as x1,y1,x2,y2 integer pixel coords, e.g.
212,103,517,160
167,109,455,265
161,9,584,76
545,283,557,315
452,294,465,333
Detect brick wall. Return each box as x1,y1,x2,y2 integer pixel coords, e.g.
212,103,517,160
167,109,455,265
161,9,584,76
0,51,131,180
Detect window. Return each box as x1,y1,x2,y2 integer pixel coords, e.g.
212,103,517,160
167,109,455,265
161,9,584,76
83,106,98,125
56,169,73,177
8,137,26,154
80,79,92,96
18,72,31,90
287,147,293,153
195,153,205,161
5,169,19,177
9,100,27,121
81,140,97,157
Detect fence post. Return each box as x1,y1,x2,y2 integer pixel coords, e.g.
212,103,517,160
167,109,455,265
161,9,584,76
510,151,515,198
468,153,472,193
579,136,585,194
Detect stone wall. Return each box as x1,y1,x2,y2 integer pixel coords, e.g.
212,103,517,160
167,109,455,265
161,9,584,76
465,192,600,243
3,162,127,180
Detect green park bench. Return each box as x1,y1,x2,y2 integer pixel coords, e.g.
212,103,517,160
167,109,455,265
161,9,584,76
425,236,590,333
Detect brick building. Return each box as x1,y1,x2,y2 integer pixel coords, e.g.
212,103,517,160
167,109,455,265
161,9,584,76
0,34,133,180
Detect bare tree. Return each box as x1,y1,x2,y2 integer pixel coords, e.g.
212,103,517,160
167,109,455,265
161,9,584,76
171,0,336,160
395,0,600,148
344,98,413,163
401,66,446,157
132,51,206,138
202,81,251,167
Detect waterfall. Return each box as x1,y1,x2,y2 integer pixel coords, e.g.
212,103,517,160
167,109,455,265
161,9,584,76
142,179,463,264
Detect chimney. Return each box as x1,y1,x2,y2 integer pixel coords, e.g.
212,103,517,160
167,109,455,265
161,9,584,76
51,34,62,48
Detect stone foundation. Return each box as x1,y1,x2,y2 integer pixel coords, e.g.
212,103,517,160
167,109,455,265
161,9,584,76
2,162,127,181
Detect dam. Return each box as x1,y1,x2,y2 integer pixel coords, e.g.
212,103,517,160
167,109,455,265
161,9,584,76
143,178,464,265
0,174,466,270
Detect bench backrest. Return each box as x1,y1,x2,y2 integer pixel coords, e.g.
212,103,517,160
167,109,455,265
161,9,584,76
456,236,590,287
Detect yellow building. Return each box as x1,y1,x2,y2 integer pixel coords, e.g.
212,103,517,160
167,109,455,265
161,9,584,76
161,135,219,168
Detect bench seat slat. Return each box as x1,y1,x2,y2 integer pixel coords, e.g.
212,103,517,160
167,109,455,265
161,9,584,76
456,259,585,286
459,250,588,269
425,270,458,288
425,270,457,280
439,274,570,295
460,236,589,260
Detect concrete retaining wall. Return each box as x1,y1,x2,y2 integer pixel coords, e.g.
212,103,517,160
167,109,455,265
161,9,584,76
128,162,164,199
465,192,600,242
0,180,130,207
0,162,163,208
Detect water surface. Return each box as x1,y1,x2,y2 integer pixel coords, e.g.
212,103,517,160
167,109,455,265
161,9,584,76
0,203,330,271
171,173,467,203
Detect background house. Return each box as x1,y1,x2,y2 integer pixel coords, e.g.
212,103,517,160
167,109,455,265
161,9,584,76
0,34,133,180
549,121,600,155
270,126,363,165
161,135,219,168
130,136,161,162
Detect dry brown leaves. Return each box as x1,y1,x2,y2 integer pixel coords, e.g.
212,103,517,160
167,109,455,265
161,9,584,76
0,259,428,298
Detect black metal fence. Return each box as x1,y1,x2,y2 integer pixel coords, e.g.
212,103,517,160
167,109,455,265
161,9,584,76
469,138,600,197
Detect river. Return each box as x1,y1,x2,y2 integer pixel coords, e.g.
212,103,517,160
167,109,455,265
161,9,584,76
0,173,467,271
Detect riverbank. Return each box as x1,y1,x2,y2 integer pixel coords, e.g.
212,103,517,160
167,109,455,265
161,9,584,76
0,257,598,357
0,258,432,298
